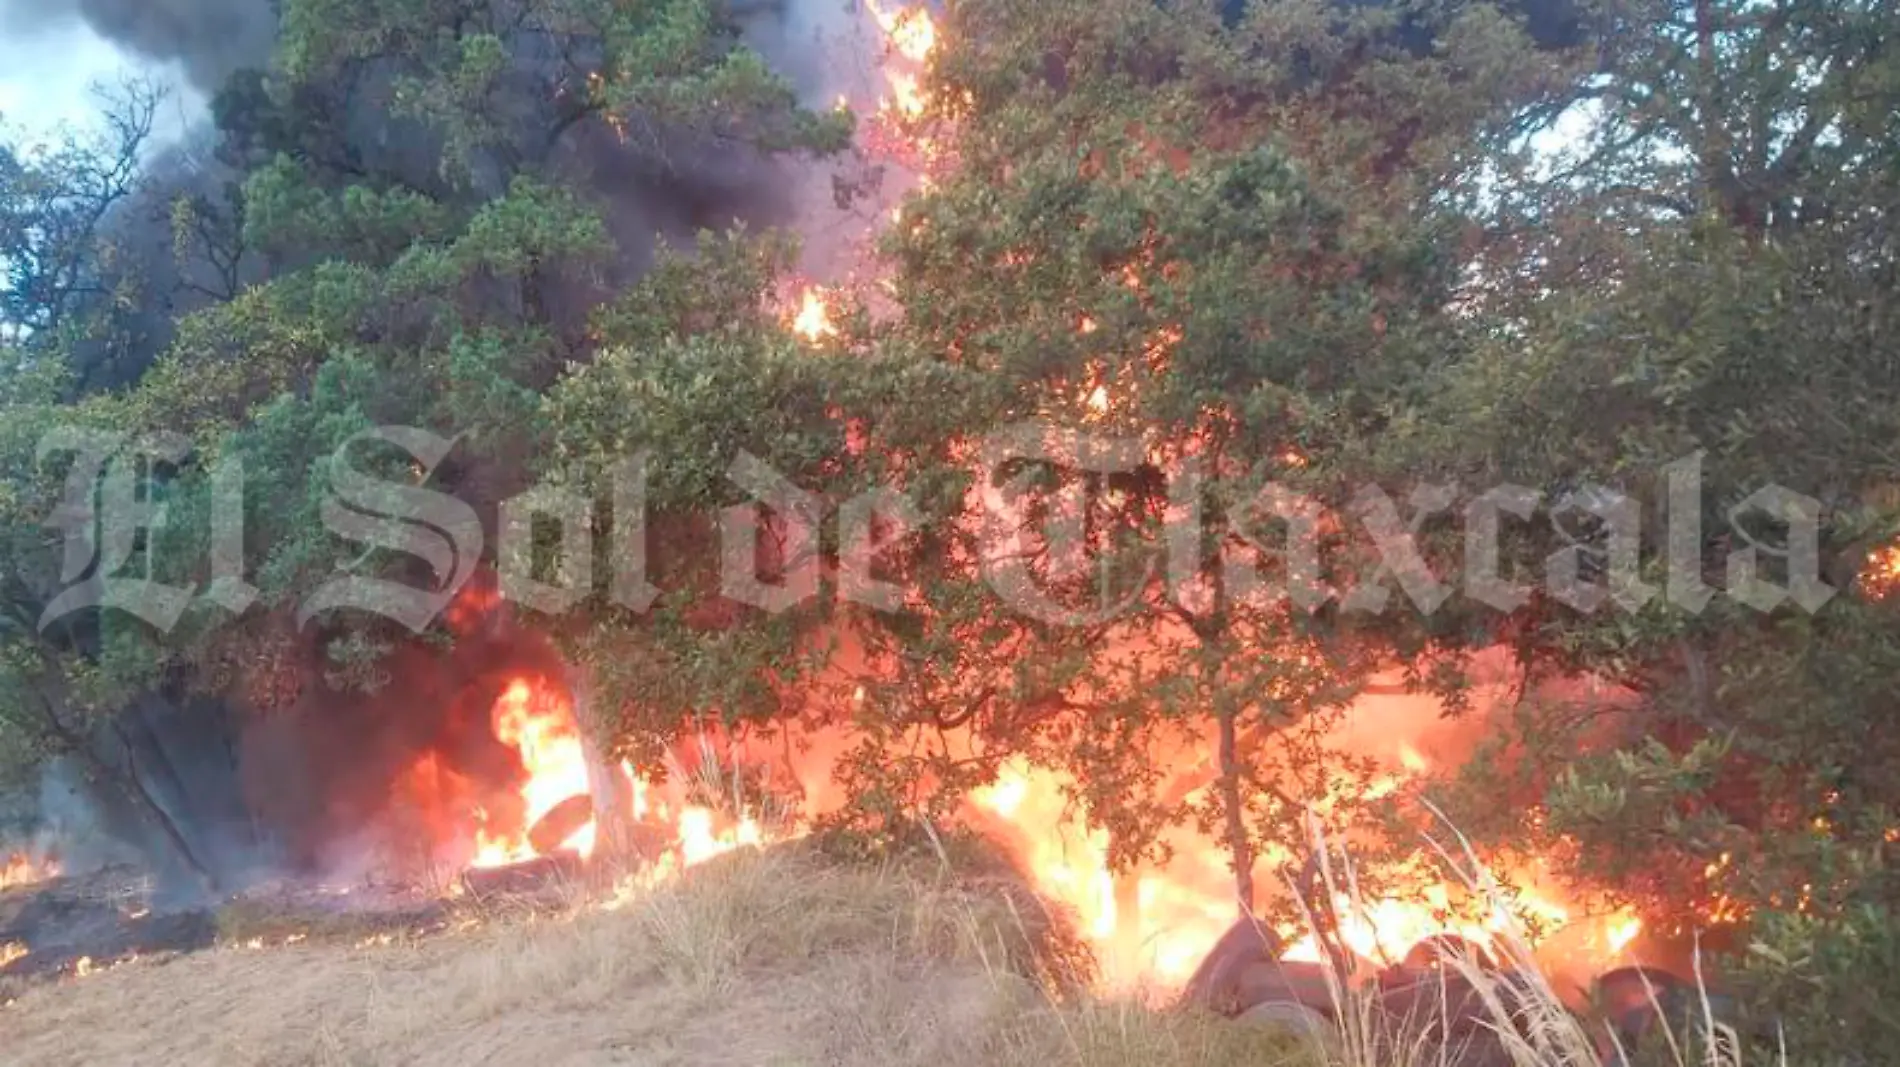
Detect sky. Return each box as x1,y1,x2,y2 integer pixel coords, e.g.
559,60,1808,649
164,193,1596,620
0,16,201,147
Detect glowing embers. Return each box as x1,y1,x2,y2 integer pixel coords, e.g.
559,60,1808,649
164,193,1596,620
1861,542,1900,599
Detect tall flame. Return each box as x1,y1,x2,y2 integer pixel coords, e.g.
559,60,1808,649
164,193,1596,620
412,675,782,880
471,679,595,866
962,669,1654,995
864,1,937,119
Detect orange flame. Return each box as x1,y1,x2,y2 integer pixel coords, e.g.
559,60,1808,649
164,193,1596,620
867,0,937,63
791,287,837,341
0,851,59,890
414,675,784,881
865,1,936,119
470,679,595,867
1862,542,1900,598
962,668,1654,994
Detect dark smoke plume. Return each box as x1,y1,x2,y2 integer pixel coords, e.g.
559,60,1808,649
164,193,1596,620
9,0,890,889
238,624,571,880
0,0,275,96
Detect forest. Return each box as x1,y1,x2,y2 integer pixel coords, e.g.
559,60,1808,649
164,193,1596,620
1,0,1897,1058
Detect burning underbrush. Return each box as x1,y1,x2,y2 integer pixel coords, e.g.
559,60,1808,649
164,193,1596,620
0,839,1754,1067
0,842,1114,1067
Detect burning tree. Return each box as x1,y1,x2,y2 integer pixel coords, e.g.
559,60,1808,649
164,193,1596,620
0,0,852,886
799,0,1583,960
0,0,1896,1052
1382,0,1900,1051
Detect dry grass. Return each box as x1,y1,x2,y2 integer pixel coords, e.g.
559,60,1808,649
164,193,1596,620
0,836,1772,1067
0,844,1288,1067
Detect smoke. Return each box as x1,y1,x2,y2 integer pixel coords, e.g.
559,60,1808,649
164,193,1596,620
0,0,274,98
237,625,573,881
730,0,938,283
9,0,913,888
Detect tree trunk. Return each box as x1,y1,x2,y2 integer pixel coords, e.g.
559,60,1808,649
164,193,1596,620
28,680,215,894
109,721,218,895
569,665,636,872
1216,697,1255,916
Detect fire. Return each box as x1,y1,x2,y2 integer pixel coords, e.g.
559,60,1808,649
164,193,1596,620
472,678,596,866
790,287,836,341
883,72,928,120
405,673,789,886
867,0,936,64
969,759,1236,988
864,1,936,120
1862,542,1900,598
0,851,59,890
963,669,1655,994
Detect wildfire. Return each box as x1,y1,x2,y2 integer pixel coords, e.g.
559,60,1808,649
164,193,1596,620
472,678,596,866
864,1,937,119
0,851,59,890
1862,542,1900,598
790,287,837,342
409,674,785,886
867,0,936,64
964,673,1655,994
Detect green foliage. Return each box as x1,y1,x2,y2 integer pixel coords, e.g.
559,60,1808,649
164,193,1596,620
810,0,1564,915
1,0,1896,1048
1392,0,1900,1053
0,0,846,805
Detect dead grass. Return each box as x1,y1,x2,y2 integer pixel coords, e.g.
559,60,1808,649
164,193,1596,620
0,836,1767,1067
0,844,1276,1067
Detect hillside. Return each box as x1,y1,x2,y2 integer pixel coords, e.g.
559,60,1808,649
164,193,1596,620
0,848,1299,1067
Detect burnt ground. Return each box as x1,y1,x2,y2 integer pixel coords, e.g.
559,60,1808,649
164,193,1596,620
0,862,538,998
0,866,214,984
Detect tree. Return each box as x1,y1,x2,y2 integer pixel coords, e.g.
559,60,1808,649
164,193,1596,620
1379,0,1900,1051
0,78,169,380
103,0,852,688
0,0,852,879
779,0,1573,930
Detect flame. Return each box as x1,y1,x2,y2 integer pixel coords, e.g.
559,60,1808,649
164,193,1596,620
473,678,596,866
1862,542,1900,598
969,760,1236,989
963,671,1654,994
403,674,788,886
867,0,936,63
1607,914,1644,954
790,287,837,341
864,1,936,119
0,851,58,890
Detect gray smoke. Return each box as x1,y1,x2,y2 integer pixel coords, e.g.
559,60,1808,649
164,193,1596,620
0,0,274,96
5,0,912,890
